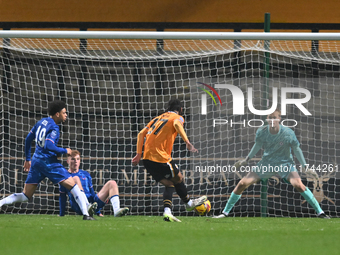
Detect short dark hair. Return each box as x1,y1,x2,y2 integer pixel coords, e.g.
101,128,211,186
48,100,66,116
166,99,182,114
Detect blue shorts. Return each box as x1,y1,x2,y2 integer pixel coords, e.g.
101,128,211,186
251,162,297,181
25,156,72,185
69,194,106,215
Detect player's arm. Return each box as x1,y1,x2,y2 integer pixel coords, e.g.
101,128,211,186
173,119,198,153
235,129,263,168
86,173,102,216
235,142,262,168
292,144,317,178
59,185,67,216
24,129,36,172
44,129,71,155
132,127,148,166
87,174,97,199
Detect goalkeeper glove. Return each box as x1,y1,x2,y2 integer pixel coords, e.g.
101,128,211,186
234,157,249,168
302,167,319,179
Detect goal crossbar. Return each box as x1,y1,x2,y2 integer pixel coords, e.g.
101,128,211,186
0,30,340,40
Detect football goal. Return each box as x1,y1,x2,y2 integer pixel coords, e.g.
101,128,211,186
0,30,339,217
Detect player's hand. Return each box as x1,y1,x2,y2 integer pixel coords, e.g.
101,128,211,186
234,159,248,169
23,160,31,172
66,148,72,155
132,154,142,166
186,141,198,153
302,167,319,180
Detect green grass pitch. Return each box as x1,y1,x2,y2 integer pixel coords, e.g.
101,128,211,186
0,215,339,255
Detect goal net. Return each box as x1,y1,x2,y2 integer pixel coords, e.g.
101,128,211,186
0,31,339,217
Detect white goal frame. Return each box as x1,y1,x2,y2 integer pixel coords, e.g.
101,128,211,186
0,30,339,217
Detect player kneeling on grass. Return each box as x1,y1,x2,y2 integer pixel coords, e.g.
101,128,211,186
213,109,330,219
132,99,207,222
0,100,96,220
59,150,129,218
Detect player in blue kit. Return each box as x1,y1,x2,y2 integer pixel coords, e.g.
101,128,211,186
213,109,330,219
0,100,97,220
59,150,129,217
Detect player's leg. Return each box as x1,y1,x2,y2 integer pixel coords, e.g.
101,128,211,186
97,180,129,217
0,184,37,208
163,185,175,217
159,178,181,222
166,161,207,211
287,172,329,218
71,176,93,212
143,159,181,222
213,172,260,218
60,177,96,219
170,172,207,211
0,160,42,209
72,176,85,190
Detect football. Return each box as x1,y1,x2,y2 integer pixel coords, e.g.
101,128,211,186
194,200,211,216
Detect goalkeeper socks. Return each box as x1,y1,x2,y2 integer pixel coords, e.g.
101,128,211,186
300,187,323,214
70,184,89,216
110,195,120,213
0,193,29,207
174,182,190,204
223,192,241,214
163,186,174,210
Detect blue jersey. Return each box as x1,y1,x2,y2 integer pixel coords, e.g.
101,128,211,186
26,117,66,161
59,169,96,199
25,117,71,185
255,125,299,166
59,169,105,216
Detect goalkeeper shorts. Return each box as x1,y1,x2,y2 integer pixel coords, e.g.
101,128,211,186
251,162,298,181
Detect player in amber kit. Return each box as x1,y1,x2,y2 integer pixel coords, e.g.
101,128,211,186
132,99,207,222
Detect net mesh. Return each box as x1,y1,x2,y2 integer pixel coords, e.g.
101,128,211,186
1,36,339,216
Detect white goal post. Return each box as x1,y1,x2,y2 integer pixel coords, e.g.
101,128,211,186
0,30,339,217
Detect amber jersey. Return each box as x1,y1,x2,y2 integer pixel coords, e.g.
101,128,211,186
143,111,184,163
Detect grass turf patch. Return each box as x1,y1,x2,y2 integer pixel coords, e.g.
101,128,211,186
0,215,339,255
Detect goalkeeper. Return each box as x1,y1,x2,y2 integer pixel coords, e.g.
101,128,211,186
214,109,330,219
59,150,129,217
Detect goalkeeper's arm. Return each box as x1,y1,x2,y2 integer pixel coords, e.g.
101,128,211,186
235,142,262,168
292,146,317,178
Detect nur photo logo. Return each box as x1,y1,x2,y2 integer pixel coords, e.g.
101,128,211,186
198,82,312,127
197,82,222,115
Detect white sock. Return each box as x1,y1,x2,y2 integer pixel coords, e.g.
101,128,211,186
70,184,89,216
110,195,120,213
164,207,171,214
0,193,28,207
187,199,193,207
80,190,90,207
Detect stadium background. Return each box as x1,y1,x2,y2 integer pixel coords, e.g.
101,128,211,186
1,0,339,216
